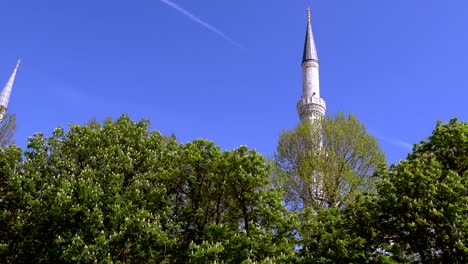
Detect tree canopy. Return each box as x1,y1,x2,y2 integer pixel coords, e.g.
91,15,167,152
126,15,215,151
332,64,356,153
373,118,468,262
298,118,468,263
274,113,386,210
0,115,296,263
2,115,468,263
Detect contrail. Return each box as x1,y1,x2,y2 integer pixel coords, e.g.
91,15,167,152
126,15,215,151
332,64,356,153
375,134,413,150
160,0,244,49
389,138,413,150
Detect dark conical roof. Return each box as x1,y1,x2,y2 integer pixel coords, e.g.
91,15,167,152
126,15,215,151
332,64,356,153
302,10,318,64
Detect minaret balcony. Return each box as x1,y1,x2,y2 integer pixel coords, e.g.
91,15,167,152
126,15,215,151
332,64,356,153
297,96,326,109
297,96,327,121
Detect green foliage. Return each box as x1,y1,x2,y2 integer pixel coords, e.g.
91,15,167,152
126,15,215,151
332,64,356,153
275,113,385,210
3,114,468,263
167,140,297,262
6,115,174,263
298,118,468,263
374,118,468,262
0,115,296,263
298,197,389,264
410,118,468,174
0,145,23,263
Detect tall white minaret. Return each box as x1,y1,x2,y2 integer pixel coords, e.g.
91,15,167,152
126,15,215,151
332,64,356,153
0,60,21,121
297,8,326,122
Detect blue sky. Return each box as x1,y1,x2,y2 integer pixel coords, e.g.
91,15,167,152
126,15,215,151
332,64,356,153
1,0,467,164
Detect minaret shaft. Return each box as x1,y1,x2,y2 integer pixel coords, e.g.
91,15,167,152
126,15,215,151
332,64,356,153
302,60,320,98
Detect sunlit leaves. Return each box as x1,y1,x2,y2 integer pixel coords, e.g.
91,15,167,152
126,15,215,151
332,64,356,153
1,115,297,263
375,119,468,262
275,112,385,210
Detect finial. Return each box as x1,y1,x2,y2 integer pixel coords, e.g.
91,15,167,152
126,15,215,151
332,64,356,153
307,7,311,21
15,59,21,69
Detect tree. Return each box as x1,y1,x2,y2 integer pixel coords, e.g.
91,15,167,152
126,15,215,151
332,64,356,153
409,118,468,175
1,115,176,263
0,145,23,263
298,203,383,263
297,118,468,263
0,113,16,147
0,114,297,263
274,113,385,210
374,118,468,262
166,140,298,263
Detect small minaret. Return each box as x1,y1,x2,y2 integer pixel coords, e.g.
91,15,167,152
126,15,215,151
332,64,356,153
0,60,21,121
297,8,326,122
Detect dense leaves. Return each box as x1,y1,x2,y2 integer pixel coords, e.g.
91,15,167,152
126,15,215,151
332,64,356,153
298,118,468,263
2,115,468,263
275,113,385,210
166,140,297,262
3,116,174,263
374,119,468,262
0,115,296,263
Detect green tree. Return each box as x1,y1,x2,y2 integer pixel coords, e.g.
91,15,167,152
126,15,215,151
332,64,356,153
298,192,397,264
374,118,468,262
167,140,297,263
1,115,297,263
275,113,385,210
2,115,176,263
298,119,468,263
0,145,23,263
410,118,468,175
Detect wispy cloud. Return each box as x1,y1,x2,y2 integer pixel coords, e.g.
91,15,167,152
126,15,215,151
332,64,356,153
160,0,244,49
388,138,413,150
376,135,413,150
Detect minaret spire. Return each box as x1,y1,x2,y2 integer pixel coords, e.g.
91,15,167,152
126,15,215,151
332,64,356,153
297,7,326,121
302,7,318,64
0,59,21,121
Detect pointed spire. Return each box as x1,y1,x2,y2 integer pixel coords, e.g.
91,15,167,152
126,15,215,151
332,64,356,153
0,59,21,111
302,7,319,64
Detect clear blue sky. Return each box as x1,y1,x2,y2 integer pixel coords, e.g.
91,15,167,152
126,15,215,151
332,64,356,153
1,0,467,163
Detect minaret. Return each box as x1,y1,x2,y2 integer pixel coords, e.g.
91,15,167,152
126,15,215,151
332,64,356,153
297,8,326,122
0,60,21,121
